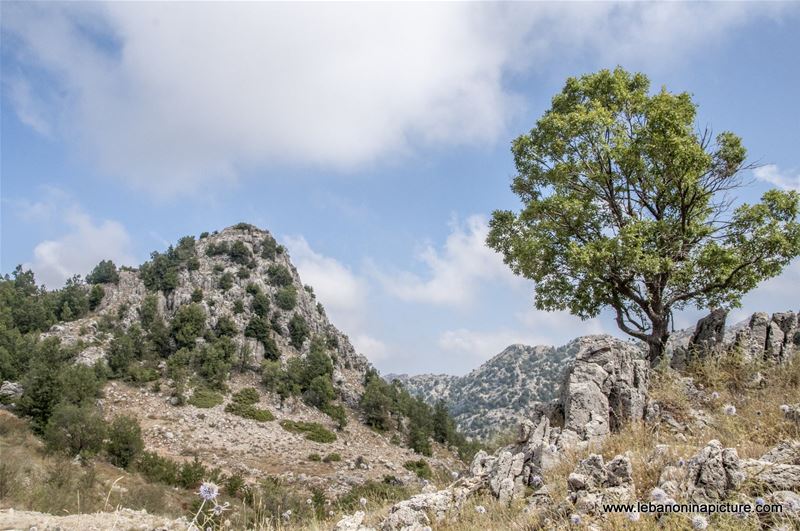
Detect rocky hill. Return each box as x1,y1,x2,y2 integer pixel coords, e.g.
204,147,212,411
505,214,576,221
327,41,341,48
389,344,571,439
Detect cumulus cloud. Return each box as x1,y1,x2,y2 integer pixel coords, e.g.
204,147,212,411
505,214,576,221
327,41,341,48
754,165,800,191
20,192,137,288
375,215,519,306
2,2,788,194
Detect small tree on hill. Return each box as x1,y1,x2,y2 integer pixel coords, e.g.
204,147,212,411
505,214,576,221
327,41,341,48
488,68,800,365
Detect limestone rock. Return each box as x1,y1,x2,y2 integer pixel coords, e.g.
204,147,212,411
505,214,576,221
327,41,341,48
0,381,23,401
560,336,649,442
566,454,635,515
672,309,727,370
761,441,800,466
335,511,375,531
682,440,744,502
741,459,800,491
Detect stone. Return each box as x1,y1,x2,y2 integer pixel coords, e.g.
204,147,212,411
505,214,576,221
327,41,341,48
741,460,800,491
761,441,800,466
566,454,635,516
335,511,374,531
0,381,23,400
682,440,744,502
560,336,649,441
671,309,728,370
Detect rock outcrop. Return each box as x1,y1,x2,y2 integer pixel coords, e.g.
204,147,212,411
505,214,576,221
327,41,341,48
734,311,798,364
671,309,728,370
567,454,635,515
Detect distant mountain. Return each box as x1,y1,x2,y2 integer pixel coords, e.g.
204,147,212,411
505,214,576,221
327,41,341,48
388,343,571,439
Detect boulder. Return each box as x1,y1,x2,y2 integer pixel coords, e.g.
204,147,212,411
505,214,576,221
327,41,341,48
741,460,800,491
560,336,649,441
380,480,481,531
761,441,800,466
0,381,23,401
682,440,744,502
673,309,728,370
335,511,375,531
567,454,635,515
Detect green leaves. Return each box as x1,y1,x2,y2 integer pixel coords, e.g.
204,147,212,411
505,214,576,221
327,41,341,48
489,67,800,363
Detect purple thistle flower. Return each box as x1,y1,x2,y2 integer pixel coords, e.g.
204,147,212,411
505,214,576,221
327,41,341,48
199,482,219,501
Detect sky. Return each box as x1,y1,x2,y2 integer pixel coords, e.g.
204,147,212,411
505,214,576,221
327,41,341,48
2,2,799,376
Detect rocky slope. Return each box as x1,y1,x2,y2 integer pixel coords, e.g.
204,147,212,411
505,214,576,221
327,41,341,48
17,224,462,494
391,309,799,440
389,343,600,439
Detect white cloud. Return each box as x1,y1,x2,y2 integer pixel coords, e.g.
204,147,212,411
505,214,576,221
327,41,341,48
352,334,389,363
21,194,136,288
376,215,518,306
439,310,606,364
2,2,789,194
754,165,800,191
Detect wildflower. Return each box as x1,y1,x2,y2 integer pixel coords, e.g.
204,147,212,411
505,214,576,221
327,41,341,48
530,475,543,487
626,510,640,522
723,404,737,416
475,505,486,514
359,497,368,507
780,404,791,413
755,497,766,506
691,515,708,530
199,482,219,501
281,510,292,522
212,502,230,516
710,391,720,400
569,513,581,525
450,471,459,480
678,459,686,467
650,487,667,502
549,444,558,453
306,498,313,505
328,510,335,517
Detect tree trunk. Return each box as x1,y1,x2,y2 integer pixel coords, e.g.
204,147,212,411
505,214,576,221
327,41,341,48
648,317,670,367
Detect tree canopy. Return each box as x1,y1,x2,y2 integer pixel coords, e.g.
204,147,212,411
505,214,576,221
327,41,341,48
488,68,800,364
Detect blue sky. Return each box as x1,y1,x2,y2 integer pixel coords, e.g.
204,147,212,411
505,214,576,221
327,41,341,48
2,2,799,375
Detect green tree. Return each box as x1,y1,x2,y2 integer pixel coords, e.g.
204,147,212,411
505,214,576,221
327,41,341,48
288,314,309,349
488,68,800,365
171,303,206,349
275,286,297,311
86,260,120,284
106,415,144,469
43,403,107,457
360,378,392,431
88,284,105,310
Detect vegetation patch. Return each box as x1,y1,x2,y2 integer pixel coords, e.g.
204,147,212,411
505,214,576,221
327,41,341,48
188,388,224,409
279,420,336,443
403,459,432,479
224,387,274,422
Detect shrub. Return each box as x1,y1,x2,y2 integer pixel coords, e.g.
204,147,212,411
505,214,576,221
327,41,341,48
275,286,297,311
57,364,104,407
288,314,309,349
279,420,336,443
261,235,279,260
86,260,120,284
218,272,234,291
225,473,245,497
339,478,409,512
233,300,245,314
88,285,105,310
215,315,238,337
44,403,107,457
106,415,144,469
191,288,203,302
135,451,180,486
403,459,432,479
308,453,322,462
237,267,250,279
229,241,252,265
252,292,270,317
188,388,224,408
178,457,206,489
171,303,206,349
244,316,280,360
232,387,260,405
322,453,341,463
199,231,209,239
225,400,274,422
267,264,293,287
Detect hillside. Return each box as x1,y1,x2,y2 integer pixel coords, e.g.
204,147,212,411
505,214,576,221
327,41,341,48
0,224,470,528
389,344,570,439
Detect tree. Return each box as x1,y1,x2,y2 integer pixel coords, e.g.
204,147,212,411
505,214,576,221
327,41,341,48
106,415,144,469
171,303,206,349
43,403,107,457
488,68,800,365
86,260,120,284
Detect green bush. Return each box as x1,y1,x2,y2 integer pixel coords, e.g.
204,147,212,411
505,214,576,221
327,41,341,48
322,453,341,463
307,453,322,462
275,286,297,310
215,315,238,337
403,459,432,479
288,314,309,349
171,303,206,349
244,316,280,360
339,478,409,512
232,387,260,405
218,272,234,291
233,300,245,314
43,403,107,457
261,235,279,260
191,288,203,302
225,400,274,422
225,473,245,497
188,388,224,408
178,457,206,489
86,260,120,284
267,264,293,287
135,451,180,486
252,292,270,317
88,285,105,310
106,415,144,469
279,420,336,443
237,267,250,279
229,241,252,265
